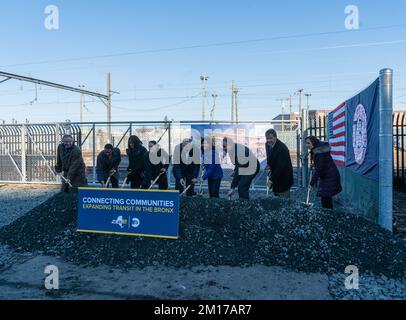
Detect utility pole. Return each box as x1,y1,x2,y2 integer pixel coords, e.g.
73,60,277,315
233,83,239,123
277,98,289,132
200,74,208,121
297,89,304,119
79,85,84,123
211,93,218,122
231,80,235,123
107,73,112,143
289,95,294,130
305,93,312,111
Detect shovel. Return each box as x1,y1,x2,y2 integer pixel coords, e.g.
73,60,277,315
148,172,164,190
121,177,128,188
58,173,72,191
305,169,314,207
103,170,116,188
266,176,270,197
180,184,192,196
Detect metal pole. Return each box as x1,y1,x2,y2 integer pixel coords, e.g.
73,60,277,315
92,123,96,184
79,85,84,123
301,109,309,188
21,125,26,182
379,68,393,232
231,81,235,123
107,72,112,143
201,74,208,121
289,95,294,131
234,85,239,124
296,130,301,187
211,94,217,122
298,89,304,130
168,121,172,188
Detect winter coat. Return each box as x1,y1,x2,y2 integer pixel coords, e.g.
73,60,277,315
172,143,200,180
202,149,223,181
96,148,121,182
266,139,294,193
126,145,147,180
229,143,260,189
55,144,87,187
143,148,170,185
310,141,342,197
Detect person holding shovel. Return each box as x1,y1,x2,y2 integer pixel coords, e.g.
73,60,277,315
126,135,148,189
173,138,200,196
96,144,121,188
265,129,294,198
201,137,223,198
143,140,169,190
55,134,87,192
305,136,342,209
224,137,259,200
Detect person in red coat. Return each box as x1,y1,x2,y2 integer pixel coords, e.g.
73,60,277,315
305,136,342,209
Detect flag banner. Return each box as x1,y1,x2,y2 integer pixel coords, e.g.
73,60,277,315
328,102,346,166
345,78,380,180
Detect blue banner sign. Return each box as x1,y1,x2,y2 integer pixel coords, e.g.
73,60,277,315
77,188,180,239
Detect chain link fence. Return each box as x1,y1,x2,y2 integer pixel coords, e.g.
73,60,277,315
0,121,301,190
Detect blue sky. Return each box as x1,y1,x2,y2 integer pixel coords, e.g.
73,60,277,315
0,0,405,123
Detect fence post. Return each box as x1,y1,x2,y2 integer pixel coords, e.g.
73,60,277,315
301,109,309,187
21,125,26,182
92,124,96,184
167,121,172,187
379,68,393,232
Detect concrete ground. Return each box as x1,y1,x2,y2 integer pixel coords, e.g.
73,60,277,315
0,248,331,300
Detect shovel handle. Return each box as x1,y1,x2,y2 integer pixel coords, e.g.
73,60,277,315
148,172,164,189
121,177,128,188
180,184,192,196
60,175,73,188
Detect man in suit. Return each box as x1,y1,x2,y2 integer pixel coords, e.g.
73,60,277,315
265,129,294,198
224,137,260,200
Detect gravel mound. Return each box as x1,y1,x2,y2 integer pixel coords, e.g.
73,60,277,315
0,184,59,228
0,192,405,279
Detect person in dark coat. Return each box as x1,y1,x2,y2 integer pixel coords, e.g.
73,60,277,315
55,134,88,192
201,137,223,198
306,136,342,209
143,140,169,190
265,129,294,198
224,137,260,200
126,135,148,189
172,138,200,196
96,144,121,188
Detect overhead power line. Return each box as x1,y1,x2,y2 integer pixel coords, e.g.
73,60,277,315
2,24,406,68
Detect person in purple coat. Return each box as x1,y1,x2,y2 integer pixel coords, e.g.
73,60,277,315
305,136,342,209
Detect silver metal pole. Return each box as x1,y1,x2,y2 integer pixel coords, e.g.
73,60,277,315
92,124,96,184
21,125,26,182
379,68,393,232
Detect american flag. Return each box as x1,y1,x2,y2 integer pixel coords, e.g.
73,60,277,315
328,102,346,166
